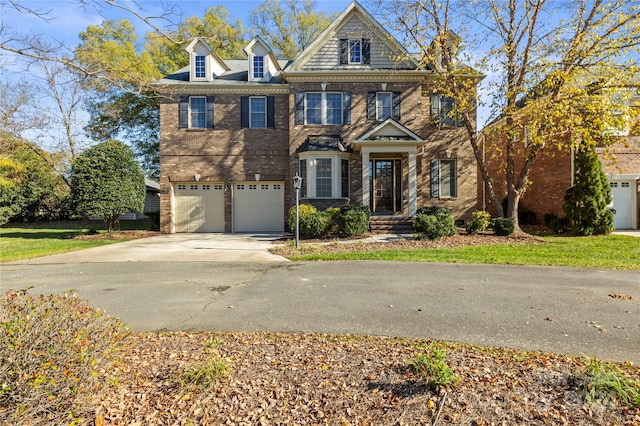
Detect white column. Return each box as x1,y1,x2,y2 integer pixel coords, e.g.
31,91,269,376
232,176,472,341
408,152,417,216
362,150,370,209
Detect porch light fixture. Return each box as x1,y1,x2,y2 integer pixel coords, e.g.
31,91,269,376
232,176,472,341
293,174,303,249
194,173,201,181
255,173,260,181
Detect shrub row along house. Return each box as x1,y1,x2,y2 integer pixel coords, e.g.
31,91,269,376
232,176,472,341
153,1,638,234
152,1,482,233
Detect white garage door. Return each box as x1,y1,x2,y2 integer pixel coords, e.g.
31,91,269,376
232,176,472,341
233,182,284,232
610,180,634,229
174,183,225,232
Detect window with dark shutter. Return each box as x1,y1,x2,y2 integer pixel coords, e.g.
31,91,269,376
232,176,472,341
295,92,305,125
362,38,370,64
392,91,401,120
431,159,440,198
206,96,214,128
367,92,376,120
343,91,352,125
179,96,188,128
339,39,348,64
267,96,275,128
240,96,249,128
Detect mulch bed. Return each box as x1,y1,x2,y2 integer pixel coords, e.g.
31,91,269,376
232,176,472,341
95,332,640,425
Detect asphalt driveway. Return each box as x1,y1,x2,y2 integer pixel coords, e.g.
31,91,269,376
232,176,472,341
2,234,639,363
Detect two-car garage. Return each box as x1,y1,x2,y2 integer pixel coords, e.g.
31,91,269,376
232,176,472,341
173,181,285,233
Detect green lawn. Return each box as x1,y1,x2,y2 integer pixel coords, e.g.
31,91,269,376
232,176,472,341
0,220,152,263
284,235,640,270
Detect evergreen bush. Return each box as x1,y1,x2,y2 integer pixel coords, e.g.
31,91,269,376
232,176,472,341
491,217,515,236
338,205,370,236
287,204,317,233
414,212,457,240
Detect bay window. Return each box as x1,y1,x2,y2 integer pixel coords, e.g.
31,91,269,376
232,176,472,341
299,154,350,198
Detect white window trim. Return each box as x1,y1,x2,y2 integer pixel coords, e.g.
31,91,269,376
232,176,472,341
348,39,362,64
438,158,457,198
299,153,350,198
376,92,392,121
305,92,343,125
252,55,264,79
189,96,207,128
249,96,267,129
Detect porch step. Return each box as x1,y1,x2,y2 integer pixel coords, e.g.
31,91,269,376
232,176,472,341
369,216,415,234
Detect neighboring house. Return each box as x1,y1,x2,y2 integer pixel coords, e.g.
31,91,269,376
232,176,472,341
152,1,483,233
118,177,160,220
480,81,639,230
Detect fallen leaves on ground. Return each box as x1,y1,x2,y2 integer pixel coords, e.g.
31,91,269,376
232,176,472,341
95,332,640,425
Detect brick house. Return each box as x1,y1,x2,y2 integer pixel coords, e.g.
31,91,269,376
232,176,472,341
152,1,483,233
480,83,639,230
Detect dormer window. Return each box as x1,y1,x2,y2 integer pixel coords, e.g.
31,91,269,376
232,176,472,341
194,55,206,79
253,56,264,79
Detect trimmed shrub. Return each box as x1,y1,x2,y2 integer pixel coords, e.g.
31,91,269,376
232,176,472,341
417,206,451,216
300,211,333,238
414,212,457,240
466,210,491,234
543,213,558,228
550,216,570,234
339,205,370,236
287,204,318,233
0,289,127,425
491,217,515,236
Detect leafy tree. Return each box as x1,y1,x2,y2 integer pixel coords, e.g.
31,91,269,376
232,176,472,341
563,147,614,235
384,0,640,233
70,139,145,231
78,7,244,176
249,0,334,58
0,133,70,224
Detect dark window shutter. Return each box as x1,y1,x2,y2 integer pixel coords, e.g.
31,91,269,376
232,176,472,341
343,91,352,125
362,38,370,64
206,96,214,128
295,92,305,125
392,91,401,120
430,94,440,123
339,38,348,64
367,92,376,120
431,159,440,198
341,158,349,197
299,159,307,198
179,96,188,128
267,96,275,128
240,96,249,128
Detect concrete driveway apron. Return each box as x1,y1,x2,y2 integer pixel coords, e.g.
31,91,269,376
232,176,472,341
8,233,289,264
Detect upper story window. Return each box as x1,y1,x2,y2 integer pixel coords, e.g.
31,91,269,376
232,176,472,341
431,94,464,127
305,93,344,125
240,96,275,128
250,96,266,128
367,91,401,121
296,92,352,126
194,55,206,79
179,96,214,129
190,97,206,128
349,39,361,64
339,38,370,65
253,55,264,79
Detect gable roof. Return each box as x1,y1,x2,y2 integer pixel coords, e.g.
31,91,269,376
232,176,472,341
352,118,425,151
185,38,230,73
284,1,419,72
244,35,281,72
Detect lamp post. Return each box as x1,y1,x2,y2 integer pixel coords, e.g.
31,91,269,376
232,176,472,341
293,174,302,249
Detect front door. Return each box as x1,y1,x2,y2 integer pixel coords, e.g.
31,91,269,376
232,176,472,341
369,159,402,213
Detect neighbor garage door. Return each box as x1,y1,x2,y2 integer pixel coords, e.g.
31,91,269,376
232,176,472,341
610,180,634,229
233,182,284,232
174,183,225,232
